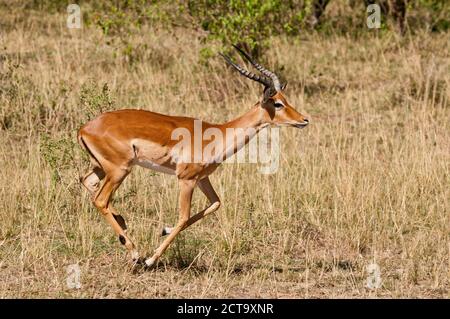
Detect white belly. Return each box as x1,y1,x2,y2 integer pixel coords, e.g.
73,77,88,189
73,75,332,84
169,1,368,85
134,158,176,175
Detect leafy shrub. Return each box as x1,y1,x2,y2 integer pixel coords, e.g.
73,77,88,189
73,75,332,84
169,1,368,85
20,0,450,57
409,0,450,32
40,133,77,183
187,0,314,55
79,81,115,120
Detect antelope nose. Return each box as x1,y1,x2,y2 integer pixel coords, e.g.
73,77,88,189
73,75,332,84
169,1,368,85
303,118,309,123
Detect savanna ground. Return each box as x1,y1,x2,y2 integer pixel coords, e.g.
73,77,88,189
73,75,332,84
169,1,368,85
0,2,449,298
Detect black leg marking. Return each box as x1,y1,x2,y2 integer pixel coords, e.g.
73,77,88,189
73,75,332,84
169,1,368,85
93,166,106,180
114,214,127,230
161,226,173,236
119,235,126,245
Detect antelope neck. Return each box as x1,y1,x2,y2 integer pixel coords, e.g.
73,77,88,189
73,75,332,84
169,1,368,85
214,103,269,162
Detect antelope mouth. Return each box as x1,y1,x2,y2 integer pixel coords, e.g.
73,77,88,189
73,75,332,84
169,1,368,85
293,122,309,128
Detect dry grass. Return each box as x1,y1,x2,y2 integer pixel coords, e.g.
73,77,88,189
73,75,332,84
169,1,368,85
0,7,449,298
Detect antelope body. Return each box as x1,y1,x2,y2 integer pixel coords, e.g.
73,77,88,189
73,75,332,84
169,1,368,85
78,46,309,267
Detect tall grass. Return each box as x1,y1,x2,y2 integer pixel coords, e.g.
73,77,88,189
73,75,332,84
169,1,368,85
0,7,448,298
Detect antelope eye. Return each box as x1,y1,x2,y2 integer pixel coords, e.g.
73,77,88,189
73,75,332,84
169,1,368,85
274,101,284,109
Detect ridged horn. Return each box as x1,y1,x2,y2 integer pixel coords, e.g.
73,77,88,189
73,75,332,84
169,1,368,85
232,44,282,92
219,52,272,88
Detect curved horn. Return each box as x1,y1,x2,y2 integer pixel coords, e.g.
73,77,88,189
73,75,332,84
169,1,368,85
219,53,272,88
232,44,281,91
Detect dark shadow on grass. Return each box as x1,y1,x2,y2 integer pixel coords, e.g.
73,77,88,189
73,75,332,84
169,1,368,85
130,256,209,274
132,259,310,275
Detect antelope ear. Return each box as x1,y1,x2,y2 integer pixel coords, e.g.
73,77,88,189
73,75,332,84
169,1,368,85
281,82,287,90
262,86,275,103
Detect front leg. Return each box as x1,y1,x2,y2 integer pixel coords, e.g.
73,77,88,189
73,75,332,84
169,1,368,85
145,179,196,267
182,176,221,230
161,176,221,236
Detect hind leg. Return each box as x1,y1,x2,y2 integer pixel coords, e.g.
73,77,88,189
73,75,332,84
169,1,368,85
81,166,128,230
92,168,140,261
81,166,134,257
81,166,105,197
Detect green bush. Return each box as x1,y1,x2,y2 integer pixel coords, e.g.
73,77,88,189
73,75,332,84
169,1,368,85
187,0,314,55
40,133,77,184
20,0,450,57
411,0,450,32
80,81,115,121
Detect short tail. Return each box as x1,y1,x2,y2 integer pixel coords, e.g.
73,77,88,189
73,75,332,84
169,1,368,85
78,130,101,168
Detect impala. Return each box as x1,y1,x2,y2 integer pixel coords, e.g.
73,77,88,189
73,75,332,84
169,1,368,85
77,45,309,267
